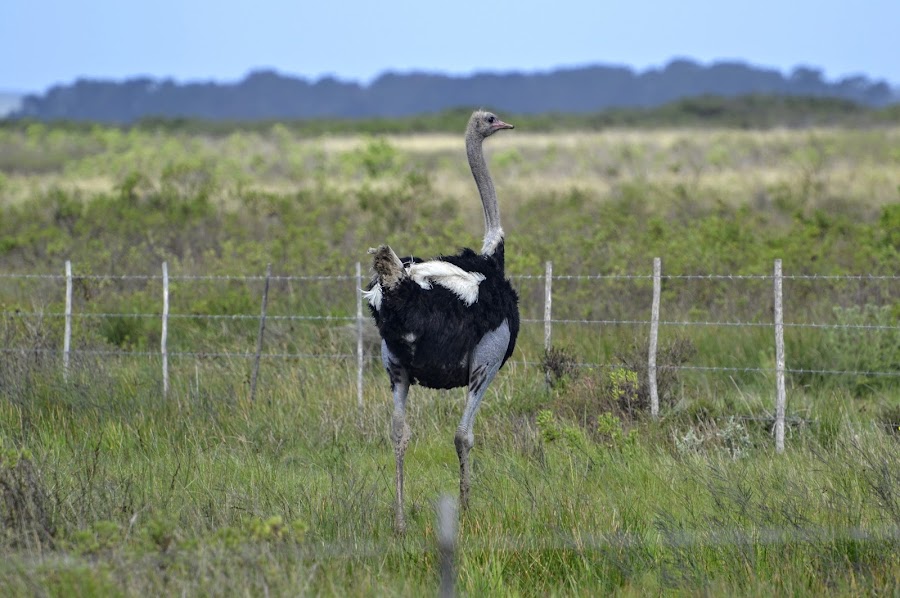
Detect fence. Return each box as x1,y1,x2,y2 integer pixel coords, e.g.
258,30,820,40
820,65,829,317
1,259,898,452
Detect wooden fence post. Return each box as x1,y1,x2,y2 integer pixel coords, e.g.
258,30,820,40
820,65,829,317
250,263,272,403
161,262,169,399
544,261,553,352
543,261,553,387
63,260,72,381
648,257,661,417
774,259,786,453
356,262,364,410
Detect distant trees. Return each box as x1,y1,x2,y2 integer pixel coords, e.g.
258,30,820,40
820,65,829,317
11,59,898,123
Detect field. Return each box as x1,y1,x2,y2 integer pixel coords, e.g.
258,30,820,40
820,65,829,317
0,118,899,595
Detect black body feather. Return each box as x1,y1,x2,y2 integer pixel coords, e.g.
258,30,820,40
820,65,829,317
369,243,519,390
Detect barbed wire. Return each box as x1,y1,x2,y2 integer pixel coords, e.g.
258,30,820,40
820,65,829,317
522,317,899,331
2,268,896,383
0,311,356,322
518,360,900,378
0,347,354,360
707,416,899,428
0,273,356,281
3,311,897,331
514,273,900,281
2,272,898,282
676,365,899,377
3,347,896,378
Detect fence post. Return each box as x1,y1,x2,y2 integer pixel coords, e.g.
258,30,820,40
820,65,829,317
543,261,553,387
544,261,553,351
648,257,661,417
773,259,786,453
161,262,169,399
436,494,458,598
356,262,364,410
63,260,73,381
250,263,272,403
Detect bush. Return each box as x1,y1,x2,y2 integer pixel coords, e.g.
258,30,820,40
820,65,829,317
790,305,899,395
672,417,752,460
545,337,697,439
536,409,635,455
0,447,55,548
599,337,698,416
541,345,579,389
879,404,900,438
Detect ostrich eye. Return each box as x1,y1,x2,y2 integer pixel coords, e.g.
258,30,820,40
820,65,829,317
486,115,495,124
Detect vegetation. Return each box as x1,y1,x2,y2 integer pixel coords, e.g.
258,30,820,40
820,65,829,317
11,59,896,122
0,119,898,595
5,94,900,136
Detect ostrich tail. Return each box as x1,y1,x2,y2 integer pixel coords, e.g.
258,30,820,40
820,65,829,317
368,245,406,289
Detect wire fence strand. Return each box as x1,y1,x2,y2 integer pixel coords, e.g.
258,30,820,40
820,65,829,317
4,311,896,330
2,265,897,384
2,272,900,281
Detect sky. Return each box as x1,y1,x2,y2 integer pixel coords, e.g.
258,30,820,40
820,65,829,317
2,0,898,93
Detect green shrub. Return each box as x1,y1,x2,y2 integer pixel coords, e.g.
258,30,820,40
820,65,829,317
790,305,899,395
673,416,751,459
0,447,55,548
541,345,579,389
342,137,403,178
879,404,900,439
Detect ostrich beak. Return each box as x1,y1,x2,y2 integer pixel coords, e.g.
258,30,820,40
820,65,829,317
492,120,514,130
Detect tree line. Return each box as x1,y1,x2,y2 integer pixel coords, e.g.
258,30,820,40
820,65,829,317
10,59,898,123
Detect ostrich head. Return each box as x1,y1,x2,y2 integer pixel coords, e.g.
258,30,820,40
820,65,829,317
467,110,514,140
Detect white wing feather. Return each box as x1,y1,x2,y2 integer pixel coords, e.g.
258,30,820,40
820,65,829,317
365,260,485,308
407,261,485,306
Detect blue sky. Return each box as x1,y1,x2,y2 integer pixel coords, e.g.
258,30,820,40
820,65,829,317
2,0,898,93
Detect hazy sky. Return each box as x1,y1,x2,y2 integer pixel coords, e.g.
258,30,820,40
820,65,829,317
2,0,898,92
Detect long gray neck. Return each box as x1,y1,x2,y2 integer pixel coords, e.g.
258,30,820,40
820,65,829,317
466,131,504,256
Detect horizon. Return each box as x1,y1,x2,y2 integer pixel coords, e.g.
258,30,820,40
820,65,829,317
2,56,899,98
2,0,899,95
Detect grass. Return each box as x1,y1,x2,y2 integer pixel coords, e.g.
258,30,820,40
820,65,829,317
0,119,898,595
0,356,898,595
1,124,899,207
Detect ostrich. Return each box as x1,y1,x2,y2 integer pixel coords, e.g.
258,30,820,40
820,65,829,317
364,110,520,533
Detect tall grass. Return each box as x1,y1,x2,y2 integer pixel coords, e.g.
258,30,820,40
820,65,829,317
0,352,898,595
0,122,898,595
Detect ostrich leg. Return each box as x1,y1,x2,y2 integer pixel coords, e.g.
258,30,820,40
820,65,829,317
382,342,411,534
455,320,511,510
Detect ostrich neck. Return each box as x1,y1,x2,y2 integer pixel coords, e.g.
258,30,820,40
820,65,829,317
466,133,504,255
